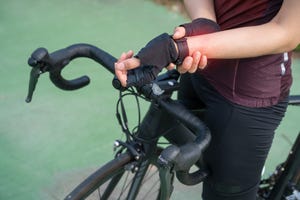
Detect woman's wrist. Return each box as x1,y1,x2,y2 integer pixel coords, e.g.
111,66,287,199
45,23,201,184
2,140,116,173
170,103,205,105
173,38,189,65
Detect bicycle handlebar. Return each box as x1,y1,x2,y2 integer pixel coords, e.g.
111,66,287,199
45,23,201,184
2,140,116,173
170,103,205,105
26,43,211,185
158,100,211,185
26,44,117,102
288,95,300,106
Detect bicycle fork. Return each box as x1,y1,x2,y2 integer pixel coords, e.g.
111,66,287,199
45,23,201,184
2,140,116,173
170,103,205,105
158,163,174,200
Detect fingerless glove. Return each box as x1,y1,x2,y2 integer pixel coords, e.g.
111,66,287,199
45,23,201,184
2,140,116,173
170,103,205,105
180,18,221,37
135,33,179,70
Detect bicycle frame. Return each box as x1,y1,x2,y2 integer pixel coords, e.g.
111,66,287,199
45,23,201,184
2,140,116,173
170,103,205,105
266,132,300,200
257,97,300,200
26,44,300,200
120,100,204,199
138,95,300,200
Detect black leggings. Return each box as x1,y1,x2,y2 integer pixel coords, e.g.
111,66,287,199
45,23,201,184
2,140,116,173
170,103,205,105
178,73,288,200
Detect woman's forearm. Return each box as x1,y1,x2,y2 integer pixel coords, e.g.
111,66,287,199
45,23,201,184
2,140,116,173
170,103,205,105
186,0,300,59
187,23,293,59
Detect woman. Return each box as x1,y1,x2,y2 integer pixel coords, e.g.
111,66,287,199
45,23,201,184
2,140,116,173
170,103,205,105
115,0,300,199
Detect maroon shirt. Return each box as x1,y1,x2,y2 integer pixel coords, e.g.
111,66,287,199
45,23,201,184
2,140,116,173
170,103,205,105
201,0,292,107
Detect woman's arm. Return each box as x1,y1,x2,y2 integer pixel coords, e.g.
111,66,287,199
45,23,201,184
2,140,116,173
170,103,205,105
172,0,216,73
186,0,300,59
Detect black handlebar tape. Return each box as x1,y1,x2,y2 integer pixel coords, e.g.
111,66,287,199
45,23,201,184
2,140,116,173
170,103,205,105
45,44,117,90
126,65,160,87
288,95,300,105
112,66,160,91
65,44,117,74
50,72,90,90
159,100,209,141
176,169,209,186
159,99,211,185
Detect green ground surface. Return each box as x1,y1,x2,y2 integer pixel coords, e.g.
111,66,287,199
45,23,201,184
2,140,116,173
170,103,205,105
0,0,299,199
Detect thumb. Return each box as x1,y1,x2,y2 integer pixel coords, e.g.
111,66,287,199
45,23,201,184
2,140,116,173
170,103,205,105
173,27,186,40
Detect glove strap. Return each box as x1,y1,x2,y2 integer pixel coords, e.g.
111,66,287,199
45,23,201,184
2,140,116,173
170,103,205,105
174,38,189,66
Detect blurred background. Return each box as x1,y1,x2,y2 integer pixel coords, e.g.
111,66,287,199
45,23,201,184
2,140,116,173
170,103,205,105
0,0,299,199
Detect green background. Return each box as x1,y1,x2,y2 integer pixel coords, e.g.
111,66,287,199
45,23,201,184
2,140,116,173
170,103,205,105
0,0,299,199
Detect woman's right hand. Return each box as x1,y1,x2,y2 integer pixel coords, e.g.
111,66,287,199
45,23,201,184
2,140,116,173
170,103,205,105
173,27,208,73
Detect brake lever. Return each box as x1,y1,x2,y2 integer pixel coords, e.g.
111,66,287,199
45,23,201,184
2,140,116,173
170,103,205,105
25,67,41,103
25,48,50,103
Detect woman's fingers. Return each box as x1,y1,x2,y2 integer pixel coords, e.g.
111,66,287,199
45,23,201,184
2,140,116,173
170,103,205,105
188,51,201,73
198,55,208,69
178,56,193,74
115,50,140,87
115,62,127,87
177,51,208,74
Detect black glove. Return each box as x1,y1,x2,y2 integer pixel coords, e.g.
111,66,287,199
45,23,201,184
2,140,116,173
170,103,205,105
135,33,180,70
180,18,221,37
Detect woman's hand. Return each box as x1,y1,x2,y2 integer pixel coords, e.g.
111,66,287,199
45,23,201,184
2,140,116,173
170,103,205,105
114,50,140,87
177,51,207,73
114,27,209,87
173,27,208,73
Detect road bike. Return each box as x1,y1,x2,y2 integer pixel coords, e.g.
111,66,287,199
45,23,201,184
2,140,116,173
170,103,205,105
26,44,300,200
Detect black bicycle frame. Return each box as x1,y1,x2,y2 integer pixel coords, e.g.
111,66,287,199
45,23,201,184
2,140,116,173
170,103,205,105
125,101,199,199
268,132,300,200
26,44,300,200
